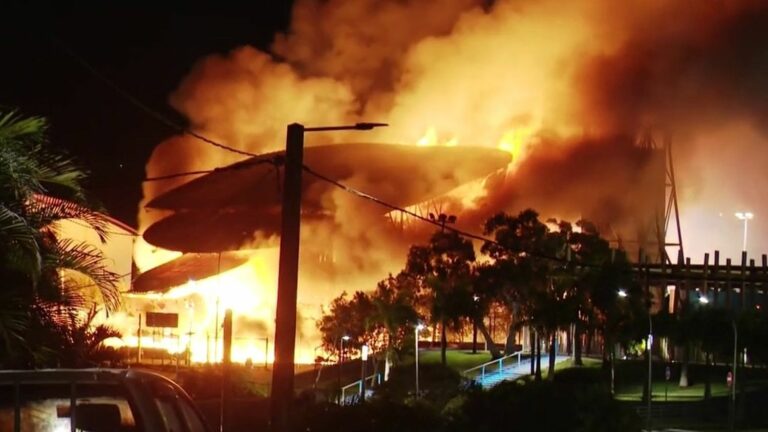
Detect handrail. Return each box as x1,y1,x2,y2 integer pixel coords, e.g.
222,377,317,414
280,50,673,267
341,373,380,391
462,350,524,376
340,373,382,403
461,350,528,384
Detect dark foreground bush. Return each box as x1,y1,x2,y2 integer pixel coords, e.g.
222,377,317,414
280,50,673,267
290,398,444,432
290,366,637,432
374,363,465,409
447,380,640,432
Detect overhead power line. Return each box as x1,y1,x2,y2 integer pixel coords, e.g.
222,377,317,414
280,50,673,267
144,170,216,182
301,163,571,265
144,157,280,182
64,219,138,237
302,164,490,243
53,38,258,158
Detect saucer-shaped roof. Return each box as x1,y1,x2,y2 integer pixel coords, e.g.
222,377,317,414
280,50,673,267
143,208,328,253
147,143,511,212
131,251,251,293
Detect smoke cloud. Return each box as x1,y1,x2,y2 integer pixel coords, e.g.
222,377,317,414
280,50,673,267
129,0,768,361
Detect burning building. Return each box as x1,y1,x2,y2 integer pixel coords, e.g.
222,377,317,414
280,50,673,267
128,143,512,363
104,0,768,364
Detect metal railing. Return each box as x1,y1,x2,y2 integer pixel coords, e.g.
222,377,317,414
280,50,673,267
462,350,525,383
340,373,382,404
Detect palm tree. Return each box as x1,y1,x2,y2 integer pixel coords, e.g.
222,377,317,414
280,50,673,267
0,109,120,367
54,305,123,367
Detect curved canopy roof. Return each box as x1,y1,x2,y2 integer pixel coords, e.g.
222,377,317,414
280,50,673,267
147,143,511,211
131,251,251,293
143,143,510,252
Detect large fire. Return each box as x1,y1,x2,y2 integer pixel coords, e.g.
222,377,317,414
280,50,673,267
101,0,768,364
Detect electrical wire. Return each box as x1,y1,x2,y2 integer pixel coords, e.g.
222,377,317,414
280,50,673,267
53,38,259,158
144,170,215,182
144,157,281,182
301,164,570,265
63,219,138,237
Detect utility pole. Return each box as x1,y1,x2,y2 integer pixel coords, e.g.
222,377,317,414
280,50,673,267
214,296,220,362
137,313,142,364
269,121,386,430
221,309,233,432
270,123,304,432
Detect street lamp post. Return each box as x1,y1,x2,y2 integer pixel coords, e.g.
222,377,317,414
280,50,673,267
428,213,456,233
647,314,653,432
337,335,350,403
361,344,369,402
619,289,652,428
472,295,479,354
731,320,738,432
735,212,754,252
699,295,738,431
270,122,386,430
415,324,424,398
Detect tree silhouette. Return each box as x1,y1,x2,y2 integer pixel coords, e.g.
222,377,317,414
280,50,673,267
0,109,120,367
406,230,476,366
482,209,574,380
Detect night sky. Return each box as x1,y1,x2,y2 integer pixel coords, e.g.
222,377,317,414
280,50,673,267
1,3,293,227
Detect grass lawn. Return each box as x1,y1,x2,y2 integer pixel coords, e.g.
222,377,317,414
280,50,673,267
553,357,602,371
416,349,492,372
614,380,730,401
296,348,494,392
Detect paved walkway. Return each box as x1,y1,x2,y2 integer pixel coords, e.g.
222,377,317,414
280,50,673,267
472,355,570,388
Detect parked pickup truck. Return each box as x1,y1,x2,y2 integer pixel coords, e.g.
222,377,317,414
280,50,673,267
0,368,211,431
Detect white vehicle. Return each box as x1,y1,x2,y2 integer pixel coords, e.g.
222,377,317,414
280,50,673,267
0,368,211,432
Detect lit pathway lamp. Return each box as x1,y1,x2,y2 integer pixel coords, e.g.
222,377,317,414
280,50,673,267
735,211,754,252
415,324,424,398
270,122,387,430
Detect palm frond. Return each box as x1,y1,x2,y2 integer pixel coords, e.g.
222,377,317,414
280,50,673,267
0,110,47,146
87,324,122,350
0,146,44,203
30,146,89,204
52,239,120,312
0,205,42,278
27,194,109,241
0,294,30,354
